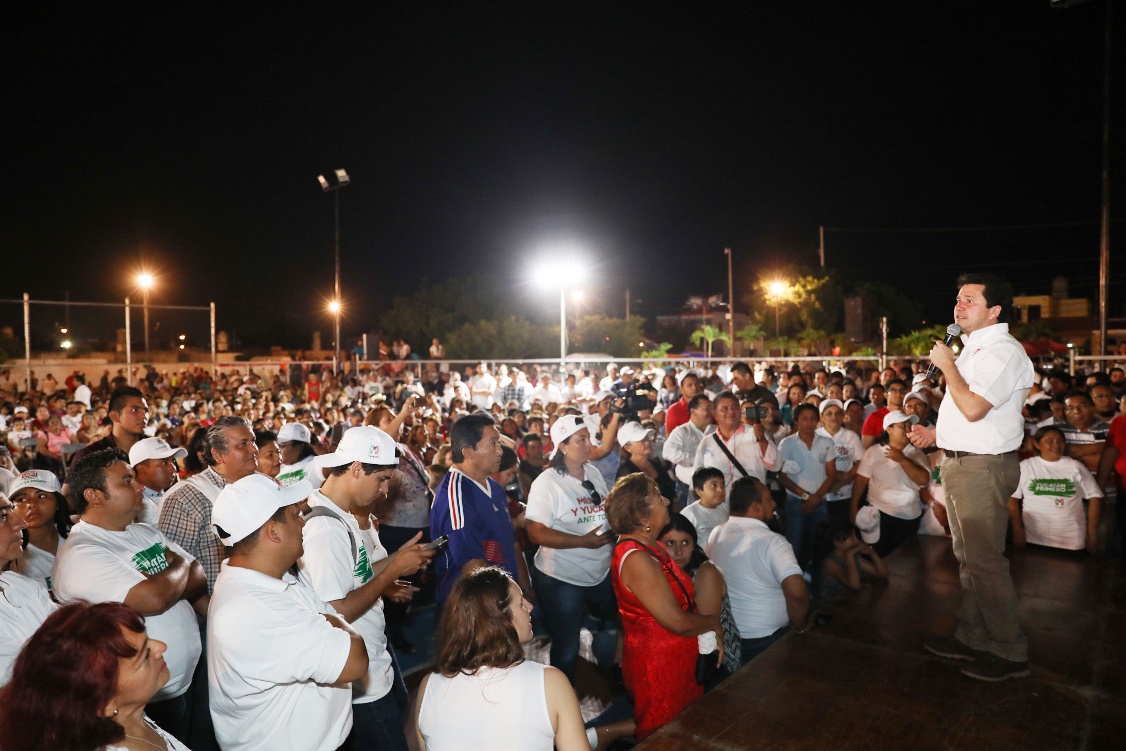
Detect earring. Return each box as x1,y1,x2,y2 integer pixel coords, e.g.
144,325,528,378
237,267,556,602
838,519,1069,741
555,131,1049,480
644,522,651,533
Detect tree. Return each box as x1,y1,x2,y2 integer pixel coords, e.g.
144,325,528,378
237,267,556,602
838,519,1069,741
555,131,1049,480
797,327,829,355
445,317,558,360
890,325,947,356
735,323,766,355
571,315,647,357
689,324,732,358
641,342,674,360
847,280,924,337
747,272,838,337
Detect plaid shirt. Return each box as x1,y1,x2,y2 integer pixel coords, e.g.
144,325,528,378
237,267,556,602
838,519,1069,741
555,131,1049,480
501,382,527,408
157,467,228,594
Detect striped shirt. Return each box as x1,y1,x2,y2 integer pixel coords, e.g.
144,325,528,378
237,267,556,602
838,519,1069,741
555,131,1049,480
430,468,519,603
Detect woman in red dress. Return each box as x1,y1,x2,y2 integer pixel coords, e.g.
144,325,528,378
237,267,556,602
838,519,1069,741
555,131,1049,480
606,473,723,740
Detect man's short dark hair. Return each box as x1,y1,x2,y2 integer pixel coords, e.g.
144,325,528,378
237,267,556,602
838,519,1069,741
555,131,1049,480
204,415,253,467
450,413,496,463
692,466,723,490
885,378,907,391
713,390,739,407
1064,391,1094,407
793,403,818,423
729,476,767,516
957,273,1013,323
107,387,144,415
327,462,392,478
521,433,542,449
730,362,752,377
69,448,129,514
687,393,712,412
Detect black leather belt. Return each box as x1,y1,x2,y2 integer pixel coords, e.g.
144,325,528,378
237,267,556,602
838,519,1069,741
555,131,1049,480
946,450,1017,459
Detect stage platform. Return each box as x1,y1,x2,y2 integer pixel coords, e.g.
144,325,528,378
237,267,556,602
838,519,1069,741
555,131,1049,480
637,535,1126,751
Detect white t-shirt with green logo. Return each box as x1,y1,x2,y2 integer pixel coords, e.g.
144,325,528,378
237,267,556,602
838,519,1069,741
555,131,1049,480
300,491,393,704
52,521,202,700
1013,455,1102,551
278,456,325,492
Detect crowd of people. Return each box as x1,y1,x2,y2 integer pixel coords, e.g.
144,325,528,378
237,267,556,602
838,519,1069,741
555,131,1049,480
2,306,1126,749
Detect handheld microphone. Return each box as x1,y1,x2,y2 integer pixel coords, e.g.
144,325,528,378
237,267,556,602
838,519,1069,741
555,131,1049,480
925,324,962,380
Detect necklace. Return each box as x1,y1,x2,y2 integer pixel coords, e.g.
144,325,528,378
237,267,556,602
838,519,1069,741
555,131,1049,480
124,729,167,751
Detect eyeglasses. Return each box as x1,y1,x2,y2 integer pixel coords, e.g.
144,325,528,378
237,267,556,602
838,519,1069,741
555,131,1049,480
580,479,603,505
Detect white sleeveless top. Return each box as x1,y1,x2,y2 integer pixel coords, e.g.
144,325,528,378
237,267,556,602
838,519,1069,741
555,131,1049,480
418,660,554,751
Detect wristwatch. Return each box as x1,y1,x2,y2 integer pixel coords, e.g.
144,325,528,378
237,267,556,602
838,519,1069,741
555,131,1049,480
800,492,811,501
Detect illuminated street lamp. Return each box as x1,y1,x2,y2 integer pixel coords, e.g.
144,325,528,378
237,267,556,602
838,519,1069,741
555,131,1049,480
317,168,350,373
766,279,788,337
136,272,155,360
533,255,588,361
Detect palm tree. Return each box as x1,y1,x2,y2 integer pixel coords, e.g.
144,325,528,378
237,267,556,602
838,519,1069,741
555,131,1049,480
735,323,766,355
690,325,732,358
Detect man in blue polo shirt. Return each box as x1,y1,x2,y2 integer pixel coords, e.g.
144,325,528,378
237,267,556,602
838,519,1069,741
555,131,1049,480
430,413,519,604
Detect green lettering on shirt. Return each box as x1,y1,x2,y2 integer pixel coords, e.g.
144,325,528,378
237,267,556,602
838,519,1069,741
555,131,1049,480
131,542,169,576
1029,478,1075,497
277,468,307,487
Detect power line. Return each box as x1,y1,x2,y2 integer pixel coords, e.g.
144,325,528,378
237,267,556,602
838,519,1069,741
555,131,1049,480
826,218,1124,234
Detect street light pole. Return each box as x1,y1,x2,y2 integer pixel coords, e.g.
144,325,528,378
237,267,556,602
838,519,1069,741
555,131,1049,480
135,272,154,362
318,169,350,374
560,286,567,362
142,286,150,360
333,187,341,374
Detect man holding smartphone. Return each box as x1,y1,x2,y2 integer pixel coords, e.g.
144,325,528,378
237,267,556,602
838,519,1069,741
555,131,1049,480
430,414,521,606
300,426,435,751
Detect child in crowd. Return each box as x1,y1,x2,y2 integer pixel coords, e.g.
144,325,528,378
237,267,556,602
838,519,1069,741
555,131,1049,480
681,467,728,546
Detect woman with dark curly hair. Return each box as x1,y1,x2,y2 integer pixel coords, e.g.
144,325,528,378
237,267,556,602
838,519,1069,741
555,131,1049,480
0,601,190,751
413,566,587,751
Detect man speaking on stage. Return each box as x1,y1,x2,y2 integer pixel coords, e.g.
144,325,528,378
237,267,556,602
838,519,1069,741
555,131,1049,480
910,273,1034,681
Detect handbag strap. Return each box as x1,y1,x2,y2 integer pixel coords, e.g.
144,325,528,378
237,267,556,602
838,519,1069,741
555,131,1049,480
712,432,750,478
615,538,696,613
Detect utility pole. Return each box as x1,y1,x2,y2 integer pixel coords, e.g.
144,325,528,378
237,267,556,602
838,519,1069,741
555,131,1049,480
724,248,735,354
1098,0,1112,368
819,226,825,268
625,288,631,321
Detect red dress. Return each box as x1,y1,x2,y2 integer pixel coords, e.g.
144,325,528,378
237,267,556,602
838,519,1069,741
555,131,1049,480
611,539,703,740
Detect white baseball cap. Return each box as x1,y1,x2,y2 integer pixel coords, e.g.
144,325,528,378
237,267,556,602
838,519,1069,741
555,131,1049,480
618,421,655,447
314,426,398,471
212,474,312,545
675,369,700,385
277,422,312,444
9,469,61,496
549,414,590,458
882,410,920,431
129,437,187,467
903,391,928,407
818,398,844,415
855,506,881,544
593,390,614,404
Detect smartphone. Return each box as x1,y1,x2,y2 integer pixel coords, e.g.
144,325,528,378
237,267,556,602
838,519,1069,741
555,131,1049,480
744,405,769,420
422,535,448,551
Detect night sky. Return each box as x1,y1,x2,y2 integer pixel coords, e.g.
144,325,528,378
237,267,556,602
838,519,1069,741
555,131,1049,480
4,3,1123,349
